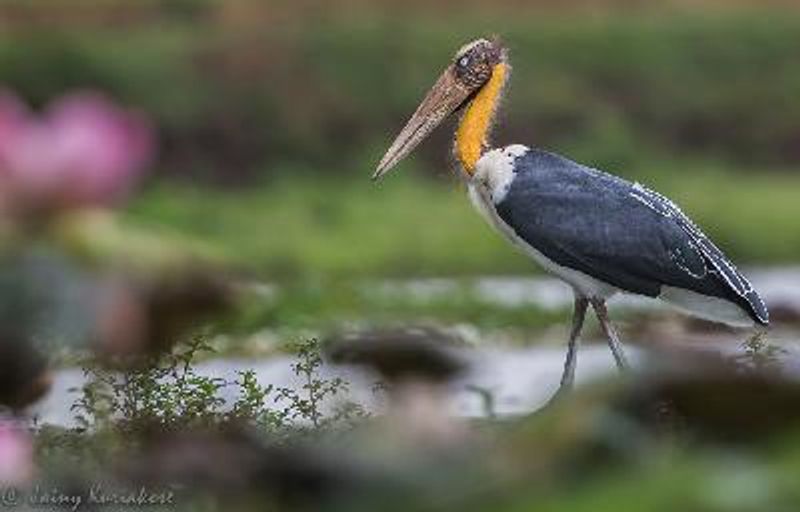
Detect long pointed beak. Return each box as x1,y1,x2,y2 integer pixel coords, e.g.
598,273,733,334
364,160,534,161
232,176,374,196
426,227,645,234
373,65,472,181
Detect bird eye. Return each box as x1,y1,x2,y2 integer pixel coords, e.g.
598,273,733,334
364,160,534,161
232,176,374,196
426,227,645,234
458,56,470,68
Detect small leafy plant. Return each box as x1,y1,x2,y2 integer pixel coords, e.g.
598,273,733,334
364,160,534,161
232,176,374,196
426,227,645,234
71,336,366,440
733,332,788,374
275,338,367,430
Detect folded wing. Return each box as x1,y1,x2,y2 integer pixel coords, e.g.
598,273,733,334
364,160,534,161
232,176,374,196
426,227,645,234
494,149,768,325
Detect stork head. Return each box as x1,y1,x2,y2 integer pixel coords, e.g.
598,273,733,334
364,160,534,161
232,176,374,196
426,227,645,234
373,37,507,180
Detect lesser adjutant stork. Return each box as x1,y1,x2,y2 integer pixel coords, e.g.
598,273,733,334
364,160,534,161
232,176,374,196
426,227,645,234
372,37,769,396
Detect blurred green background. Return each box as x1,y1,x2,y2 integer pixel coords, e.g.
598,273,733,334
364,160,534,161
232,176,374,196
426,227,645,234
2,0,799,280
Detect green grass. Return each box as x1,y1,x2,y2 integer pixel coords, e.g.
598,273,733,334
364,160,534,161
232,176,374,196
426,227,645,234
225,279,565,336
645,167,800,264
125,171,520,279
124,164,800,281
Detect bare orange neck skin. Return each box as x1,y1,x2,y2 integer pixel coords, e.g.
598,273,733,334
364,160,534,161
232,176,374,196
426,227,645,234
454,62,509,176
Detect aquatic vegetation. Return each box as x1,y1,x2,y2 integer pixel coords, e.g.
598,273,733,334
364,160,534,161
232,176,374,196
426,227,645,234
70,336,367,440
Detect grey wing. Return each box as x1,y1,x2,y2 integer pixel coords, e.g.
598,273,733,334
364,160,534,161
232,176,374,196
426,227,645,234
494,150,768,325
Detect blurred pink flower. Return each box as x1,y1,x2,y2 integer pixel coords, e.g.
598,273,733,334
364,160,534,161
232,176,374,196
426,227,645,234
0,418,34,485
0,90,155,214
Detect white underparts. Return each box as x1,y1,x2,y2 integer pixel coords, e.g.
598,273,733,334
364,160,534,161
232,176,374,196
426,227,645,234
659,286,754,327
473,144,528,203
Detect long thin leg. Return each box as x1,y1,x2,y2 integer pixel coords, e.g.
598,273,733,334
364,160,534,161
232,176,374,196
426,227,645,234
559,297,589,390
590,298,630,371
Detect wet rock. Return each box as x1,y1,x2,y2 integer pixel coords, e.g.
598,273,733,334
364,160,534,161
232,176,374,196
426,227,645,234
92,271,235,363
325,327,467,384
617,347,800,443
122,426,382,507
0,335,51,410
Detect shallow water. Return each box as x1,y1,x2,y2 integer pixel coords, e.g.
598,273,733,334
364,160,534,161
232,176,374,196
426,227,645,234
31,267,800,427
373,267,800,312
32,336,800,427
32,344,623,427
